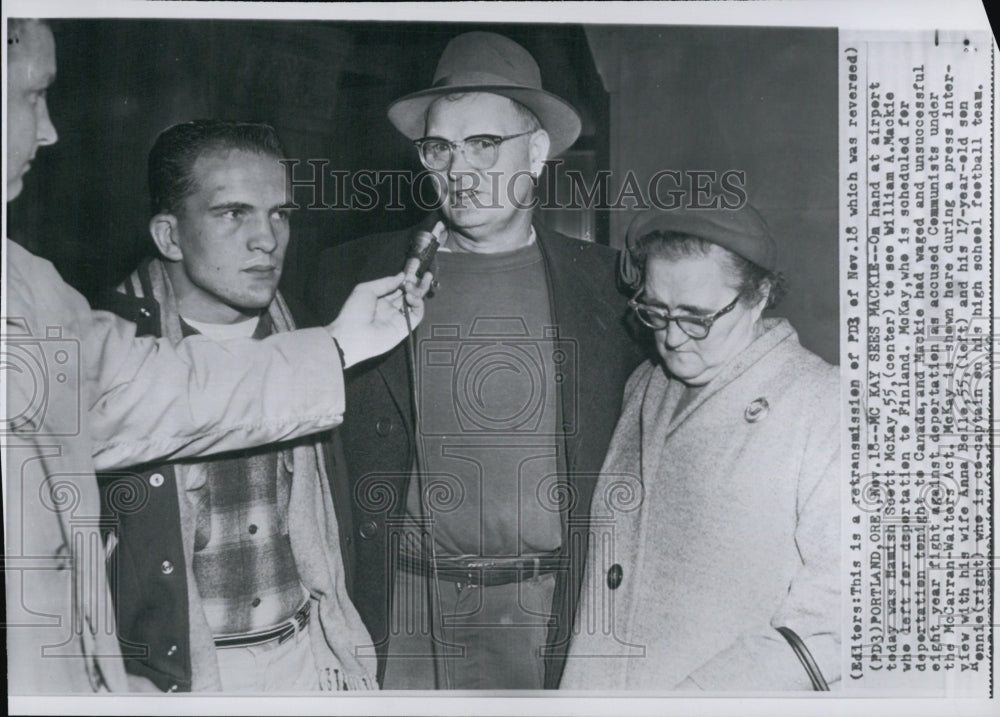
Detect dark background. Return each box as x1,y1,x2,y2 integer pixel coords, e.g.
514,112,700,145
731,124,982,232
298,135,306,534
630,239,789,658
7,20,838,363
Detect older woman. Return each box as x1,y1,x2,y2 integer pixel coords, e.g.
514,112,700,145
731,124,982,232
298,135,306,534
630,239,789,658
560,203,840,691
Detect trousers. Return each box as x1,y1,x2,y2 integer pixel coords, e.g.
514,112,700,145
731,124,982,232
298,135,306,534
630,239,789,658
215,620,319,692
382,566,555,689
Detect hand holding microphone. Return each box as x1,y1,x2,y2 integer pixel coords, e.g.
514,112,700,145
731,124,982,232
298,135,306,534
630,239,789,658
327,271,433,369
326,228,439,369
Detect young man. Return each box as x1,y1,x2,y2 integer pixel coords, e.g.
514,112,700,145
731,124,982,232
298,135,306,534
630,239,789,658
4,19,427,693
95,120,375,692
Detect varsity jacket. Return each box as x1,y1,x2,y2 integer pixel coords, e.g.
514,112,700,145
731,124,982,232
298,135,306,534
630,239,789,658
94,258,372,692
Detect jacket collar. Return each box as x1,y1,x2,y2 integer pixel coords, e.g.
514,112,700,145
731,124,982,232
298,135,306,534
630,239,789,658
112,256,295,340
665,317,797,429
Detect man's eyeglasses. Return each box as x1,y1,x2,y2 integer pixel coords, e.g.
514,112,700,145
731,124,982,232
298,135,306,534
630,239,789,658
628,290,741,340
413,131,535,171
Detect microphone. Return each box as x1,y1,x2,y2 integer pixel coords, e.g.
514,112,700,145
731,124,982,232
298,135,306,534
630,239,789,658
404,229,440,285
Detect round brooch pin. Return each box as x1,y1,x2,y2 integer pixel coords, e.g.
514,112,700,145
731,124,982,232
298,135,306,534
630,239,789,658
744,397,769,423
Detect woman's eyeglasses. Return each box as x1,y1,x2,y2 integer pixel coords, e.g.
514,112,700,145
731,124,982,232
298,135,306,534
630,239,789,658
628,290,741,340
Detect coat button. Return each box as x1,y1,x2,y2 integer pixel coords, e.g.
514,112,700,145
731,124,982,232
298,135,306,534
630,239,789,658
149,473,165,488
160,560,174,575
359,521,378,539
167,684,178,692
167,644,178,656
138,307,152,318
607,563,623,590
375,418,393,437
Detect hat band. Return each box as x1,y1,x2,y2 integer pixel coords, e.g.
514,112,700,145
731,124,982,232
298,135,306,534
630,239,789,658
432,71,541,91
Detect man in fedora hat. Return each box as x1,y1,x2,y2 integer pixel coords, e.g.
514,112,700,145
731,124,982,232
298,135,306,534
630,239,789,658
307,31,643,689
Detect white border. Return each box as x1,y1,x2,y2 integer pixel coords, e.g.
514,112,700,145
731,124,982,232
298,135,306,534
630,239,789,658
4,1,996,715
7,694,1000,716
3,0,994,30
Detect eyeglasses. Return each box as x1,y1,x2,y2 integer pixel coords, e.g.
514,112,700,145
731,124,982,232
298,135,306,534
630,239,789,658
413,131,535,171
628,290,741,340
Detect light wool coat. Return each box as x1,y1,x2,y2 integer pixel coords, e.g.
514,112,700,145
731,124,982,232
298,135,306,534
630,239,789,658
561,318,840,691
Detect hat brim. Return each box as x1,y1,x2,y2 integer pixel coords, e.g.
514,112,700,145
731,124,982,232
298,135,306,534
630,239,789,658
388,85,582,158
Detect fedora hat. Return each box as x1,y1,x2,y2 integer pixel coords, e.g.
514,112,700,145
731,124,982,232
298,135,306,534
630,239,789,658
388,32,582,157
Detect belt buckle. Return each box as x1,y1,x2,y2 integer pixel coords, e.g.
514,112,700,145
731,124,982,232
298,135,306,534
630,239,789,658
296,601,310,628
464,559,491,588
278,603,309,645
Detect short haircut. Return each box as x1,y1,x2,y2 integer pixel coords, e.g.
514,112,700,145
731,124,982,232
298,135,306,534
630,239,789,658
631,230,788,309
148,119,286,216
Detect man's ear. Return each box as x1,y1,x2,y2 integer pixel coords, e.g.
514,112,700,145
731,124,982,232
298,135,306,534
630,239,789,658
529,129,551,178
149,213,184,262
749,279,772,322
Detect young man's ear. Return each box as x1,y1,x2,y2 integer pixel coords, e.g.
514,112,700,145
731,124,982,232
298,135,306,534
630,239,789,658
149,213,184,262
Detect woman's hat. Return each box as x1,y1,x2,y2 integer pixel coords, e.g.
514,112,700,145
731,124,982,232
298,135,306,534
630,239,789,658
387,32,582,157
620,202,778,289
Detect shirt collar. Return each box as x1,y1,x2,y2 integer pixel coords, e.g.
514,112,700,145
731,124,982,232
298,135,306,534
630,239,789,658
432,220,536,253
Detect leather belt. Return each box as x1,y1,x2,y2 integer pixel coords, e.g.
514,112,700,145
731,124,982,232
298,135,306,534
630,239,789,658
399,550,567,587
214,601,310,648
